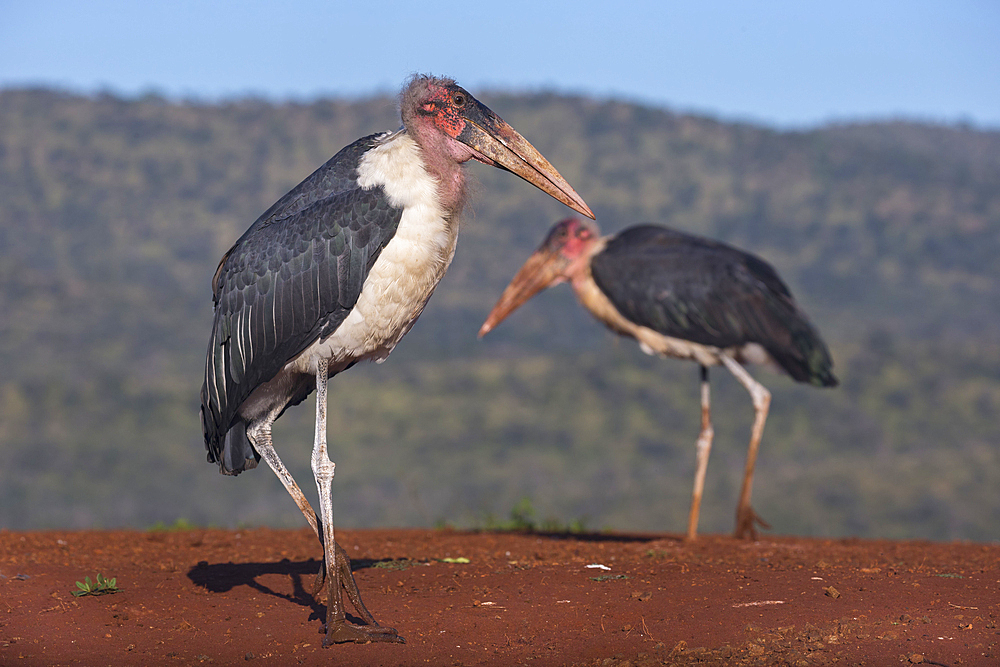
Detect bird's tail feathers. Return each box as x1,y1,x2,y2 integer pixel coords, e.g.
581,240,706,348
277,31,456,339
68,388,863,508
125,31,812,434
217,418,261,476
771,323,838,388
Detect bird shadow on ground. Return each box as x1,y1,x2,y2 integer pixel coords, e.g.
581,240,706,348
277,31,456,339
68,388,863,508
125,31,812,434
186,557,393,626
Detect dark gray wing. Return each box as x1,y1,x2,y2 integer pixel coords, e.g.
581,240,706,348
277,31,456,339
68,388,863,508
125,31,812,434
200,134,404,468
209,133,388,297
591,225,836,386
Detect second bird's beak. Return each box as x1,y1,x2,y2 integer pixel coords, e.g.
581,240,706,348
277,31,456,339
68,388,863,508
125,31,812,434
457,98,594,220
479,249,568,337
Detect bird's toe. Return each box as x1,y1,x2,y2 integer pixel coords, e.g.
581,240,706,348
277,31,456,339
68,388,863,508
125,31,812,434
734,506,771,540
323,620,405,646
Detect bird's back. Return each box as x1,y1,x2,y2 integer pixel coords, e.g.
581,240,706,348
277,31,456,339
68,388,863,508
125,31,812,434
591,225,837,387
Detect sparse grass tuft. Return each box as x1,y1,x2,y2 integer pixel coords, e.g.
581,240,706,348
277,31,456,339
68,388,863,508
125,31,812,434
147,518,196,532
477,498,589,534
73,573,119,597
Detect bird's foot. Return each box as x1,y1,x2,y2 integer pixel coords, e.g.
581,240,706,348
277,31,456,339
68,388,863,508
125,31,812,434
323,619,405,646
316,539,403,645
734,505,771,540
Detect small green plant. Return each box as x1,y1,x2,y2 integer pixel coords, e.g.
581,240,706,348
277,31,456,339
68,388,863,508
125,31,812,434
147,518,196,532
73,573,119,597
373,559,422,571
508,497,537,530
477,498,589,533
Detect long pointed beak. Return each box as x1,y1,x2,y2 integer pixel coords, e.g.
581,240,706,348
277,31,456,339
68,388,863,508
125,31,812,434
458,100,594,220
478,249,568,337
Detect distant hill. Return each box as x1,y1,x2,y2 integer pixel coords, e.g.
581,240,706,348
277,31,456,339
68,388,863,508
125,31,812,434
1,88,998,541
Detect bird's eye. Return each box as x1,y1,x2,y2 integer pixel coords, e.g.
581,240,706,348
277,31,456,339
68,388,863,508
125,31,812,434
452,92,467,107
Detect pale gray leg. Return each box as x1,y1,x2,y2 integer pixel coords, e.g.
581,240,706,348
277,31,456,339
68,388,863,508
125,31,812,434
310,358,402,645
250,417,327,594
720,354,772,540
686,365,713,540
246,379,398,643
251,416,320,536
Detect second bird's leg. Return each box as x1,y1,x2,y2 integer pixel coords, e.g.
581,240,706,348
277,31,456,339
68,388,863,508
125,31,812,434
720,355,772,540
686,365,714,540
310,358,403,645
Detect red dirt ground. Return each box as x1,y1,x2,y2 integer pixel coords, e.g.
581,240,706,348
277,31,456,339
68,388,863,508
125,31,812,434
1,528,998,666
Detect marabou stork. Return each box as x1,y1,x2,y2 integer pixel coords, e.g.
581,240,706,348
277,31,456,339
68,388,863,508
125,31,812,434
200,76,593,645
479,218,836,541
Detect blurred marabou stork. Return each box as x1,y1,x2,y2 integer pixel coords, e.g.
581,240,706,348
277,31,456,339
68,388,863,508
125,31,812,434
200,76,593,645
479,218,836,540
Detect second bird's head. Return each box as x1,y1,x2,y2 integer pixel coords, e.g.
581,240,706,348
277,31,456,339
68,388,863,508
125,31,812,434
479,218,603,337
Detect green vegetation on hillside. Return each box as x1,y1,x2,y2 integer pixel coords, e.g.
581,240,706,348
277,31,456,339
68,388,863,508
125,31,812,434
1,88,998,540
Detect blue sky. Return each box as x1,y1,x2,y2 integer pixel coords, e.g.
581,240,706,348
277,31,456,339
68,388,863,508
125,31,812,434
2,0,998,128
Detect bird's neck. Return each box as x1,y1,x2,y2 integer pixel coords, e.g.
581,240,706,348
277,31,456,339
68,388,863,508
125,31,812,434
566,237,607,292
397,127,469,215
356,131,461,256
571,267,636,341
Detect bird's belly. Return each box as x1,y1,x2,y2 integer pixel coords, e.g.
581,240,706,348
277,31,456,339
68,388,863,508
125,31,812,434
637,330,781,374
730,341,783,374
291,205,460,376
635,327,722,366
237,367,312,423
